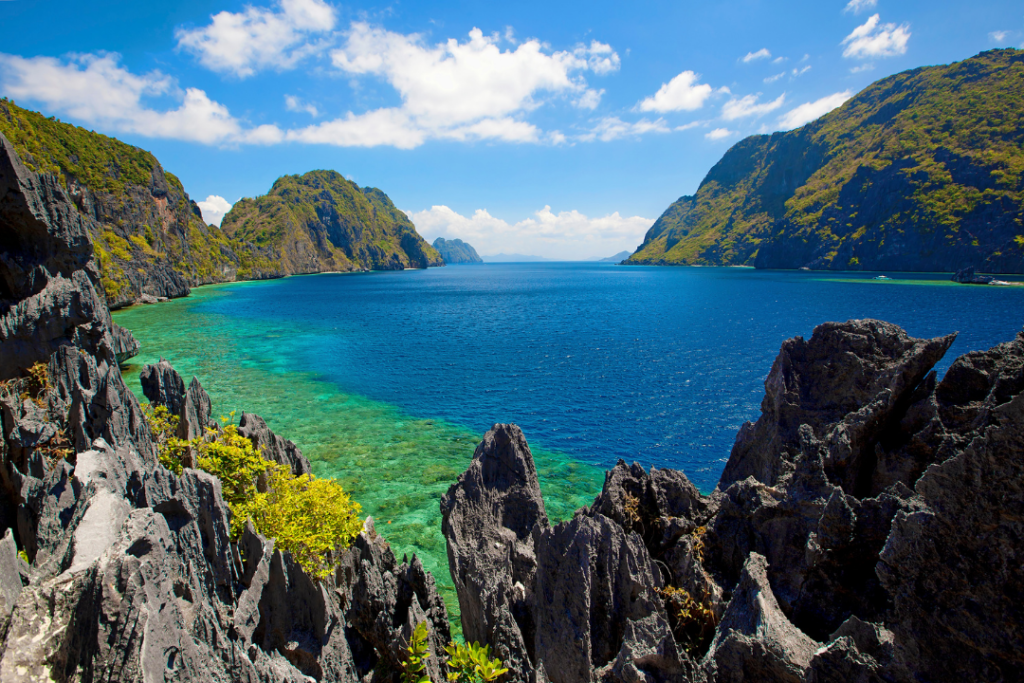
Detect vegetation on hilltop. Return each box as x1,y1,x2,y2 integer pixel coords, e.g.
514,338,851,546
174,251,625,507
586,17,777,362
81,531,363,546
627,49,1024,272
221,170,444,272
0,100,443,307
432,237,483,264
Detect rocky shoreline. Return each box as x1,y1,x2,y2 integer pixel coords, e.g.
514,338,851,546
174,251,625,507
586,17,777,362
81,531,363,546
2,101,1023,681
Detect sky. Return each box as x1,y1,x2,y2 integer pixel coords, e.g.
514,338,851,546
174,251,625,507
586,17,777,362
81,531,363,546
0,0,1020,259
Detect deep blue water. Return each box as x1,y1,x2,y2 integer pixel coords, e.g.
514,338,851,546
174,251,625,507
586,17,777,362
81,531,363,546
188,263,1023,491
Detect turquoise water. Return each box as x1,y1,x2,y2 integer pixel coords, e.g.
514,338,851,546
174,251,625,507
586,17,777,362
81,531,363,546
113,264,1024,623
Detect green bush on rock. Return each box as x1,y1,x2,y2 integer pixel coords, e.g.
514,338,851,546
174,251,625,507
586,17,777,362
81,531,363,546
143,406,363,580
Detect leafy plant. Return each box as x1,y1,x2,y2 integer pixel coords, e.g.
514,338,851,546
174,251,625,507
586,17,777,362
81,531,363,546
444,640,508,682
143,408,363,580
232,464,363,579
658,584,716,657
401,621,433,683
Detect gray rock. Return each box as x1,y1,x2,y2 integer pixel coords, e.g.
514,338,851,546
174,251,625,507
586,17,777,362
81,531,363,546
178,376,213,440
721,320,955,494
440,423,548,682
111,322,140,364
238,412,312,476
140,358,187,415
703,553,817,683
533,513,682,683
0,529,23,638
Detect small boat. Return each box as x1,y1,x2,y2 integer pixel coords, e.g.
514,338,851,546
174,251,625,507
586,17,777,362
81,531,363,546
873,275,891,280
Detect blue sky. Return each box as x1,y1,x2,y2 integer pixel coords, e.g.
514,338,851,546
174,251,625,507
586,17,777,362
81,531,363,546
1,0,1020,258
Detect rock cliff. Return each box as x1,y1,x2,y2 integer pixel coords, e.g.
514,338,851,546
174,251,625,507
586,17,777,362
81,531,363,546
0,100,442,309
432,238,483,264
443,319,1024,682
627,49,1024,273
0,134,451,681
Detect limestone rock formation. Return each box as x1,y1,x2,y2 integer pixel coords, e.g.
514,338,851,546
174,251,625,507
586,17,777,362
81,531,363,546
1,131,452,682
444,319,1024,682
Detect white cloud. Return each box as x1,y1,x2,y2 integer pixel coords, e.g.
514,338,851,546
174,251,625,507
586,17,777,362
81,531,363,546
722,93,785,120
792,65,811,77
285,94,319,116
0,52,278,145
310,23,618,146
176,0,336,78
579,116,670,142
989,30,1010,43
778,90,853,129
772,56,787,64
408,204,653,260
574,88,604,110
198,195,233,226
705,128,734,140
842,14,911,59
764,72,786,84
850,63,875,73
637,70,714,113
675,121,705,131
578,40,621,75
843,0,877,14
742,48,772,63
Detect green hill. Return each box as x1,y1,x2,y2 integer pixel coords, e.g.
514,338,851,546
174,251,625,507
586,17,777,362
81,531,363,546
0,100,442,307
432,237,483,264
627,49,1024,273
222,171,442,273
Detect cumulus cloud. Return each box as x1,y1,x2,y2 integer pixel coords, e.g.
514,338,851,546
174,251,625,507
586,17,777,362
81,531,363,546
705,128,734,140
176,0,336,78
578,116,670,142
742,48,772,63
305,23,619,147
408,204,654,260
850,63,875,73
989,30,1011,43
722,93,785,120
778,90,853,129
574,88,604,110
843,0,877,14
637,70,714,113
0,52,279,145
197,195,233,226
285,94,319,116
842,14,910,59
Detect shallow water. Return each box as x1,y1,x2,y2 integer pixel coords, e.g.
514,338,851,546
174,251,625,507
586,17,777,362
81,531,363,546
113,264,1024,625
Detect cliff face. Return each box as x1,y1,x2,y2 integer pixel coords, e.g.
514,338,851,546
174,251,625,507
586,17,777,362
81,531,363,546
0,130,453,682
432,238,483,264
222,171,444,273
443,320,1024,681
0,100,443,309
628,49,1024,272
0,100,253,308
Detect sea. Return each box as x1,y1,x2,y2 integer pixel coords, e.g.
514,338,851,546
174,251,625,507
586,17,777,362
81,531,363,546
112,263,1024,623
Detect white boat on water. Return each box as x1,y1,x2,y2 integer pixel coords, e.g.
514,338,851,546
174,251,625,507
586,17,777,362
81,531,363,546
873,275,891,280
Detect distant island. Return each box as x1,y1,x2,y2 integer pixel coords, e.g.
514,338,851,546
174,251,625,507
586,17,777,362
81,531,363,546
432,237,483,264
599,251,632,263
626,49,1024,274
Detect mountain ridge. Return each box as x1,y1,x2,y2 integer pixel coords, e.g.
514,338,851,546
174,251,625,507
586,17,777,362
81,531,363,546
627,49,1024,273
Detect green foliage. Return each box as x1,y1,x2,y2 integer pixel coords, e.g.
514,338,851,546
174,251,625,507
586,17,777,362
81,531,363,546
658,585,717,657
400,622,509,683
401,621,433,683
143,408,363,580
626,49,1024,269
444,641,509,683
232,463,363,578
17,549,29,565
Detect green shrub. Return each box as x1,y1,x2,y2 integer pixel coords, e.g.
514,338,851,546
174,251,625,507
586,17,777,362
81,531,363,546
401,622,509,683
401,621,432,683
143,408,363,580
